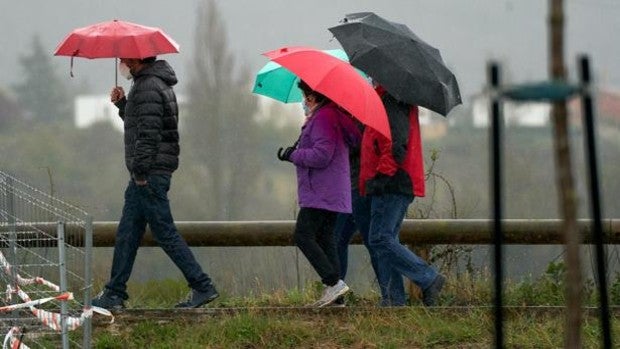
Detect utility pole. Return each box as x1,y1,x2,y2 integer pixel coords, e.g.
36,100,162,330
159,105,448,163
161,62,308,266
548,1,582,348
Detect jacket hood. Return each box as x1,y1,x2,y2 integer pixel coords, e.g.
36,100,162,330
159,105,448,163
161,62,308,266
135,60,178,86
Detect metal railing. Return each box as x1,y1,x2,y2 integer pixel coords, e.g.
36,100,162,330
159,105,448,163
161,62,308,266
0,171,93,349
31,219,617,247
4,219,617,247
54,218,616,316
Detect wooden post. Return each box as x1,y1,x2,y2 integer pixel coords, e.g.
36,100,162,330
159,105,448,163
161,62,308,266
548,1,582,348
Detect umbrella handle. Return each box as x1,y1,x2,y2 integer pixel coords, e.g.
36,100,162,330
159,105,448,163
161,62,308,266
115,58,118,87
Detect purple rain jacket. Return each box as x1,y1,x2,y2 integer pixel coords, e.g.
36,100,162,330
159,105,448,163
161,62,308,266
289,102,360,213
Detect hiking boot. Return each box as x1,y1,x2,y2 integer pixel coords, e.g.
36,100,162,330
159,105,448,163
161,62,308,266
316,280,349,308
422,274,446,306
175,285,219,308
91,290,125,310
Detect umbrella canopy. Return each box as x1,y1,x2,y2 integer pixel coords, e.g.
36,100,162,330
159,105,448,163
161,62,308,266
329,12,462,116
54,19,179,59
253,49,367,103
262,46,390,140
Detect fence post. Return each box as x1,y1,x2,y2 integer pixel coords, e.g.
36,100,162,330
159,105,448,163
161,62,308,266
57,221,69,349
578,54,612,348
83,215,93,349
6,176,19,319
488,61,504,349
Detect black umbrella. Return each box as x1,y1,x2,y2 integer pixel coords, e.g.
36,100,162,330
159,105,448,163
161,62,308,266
329,12,462,116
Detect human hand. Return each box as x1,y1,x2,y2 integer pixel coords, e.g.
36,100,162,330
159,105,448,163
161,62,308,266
277,146,295,162
134,179,147,186
110,87,125,103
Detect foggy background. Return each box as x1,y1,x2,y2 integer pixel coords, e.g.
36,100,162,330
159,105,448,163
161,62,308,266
1,0,619,296
2,1,619,98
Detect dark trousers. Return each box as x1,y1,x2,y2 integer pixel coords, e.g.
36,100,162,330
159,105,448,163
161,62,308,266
105,175,213,299
294,207,340,287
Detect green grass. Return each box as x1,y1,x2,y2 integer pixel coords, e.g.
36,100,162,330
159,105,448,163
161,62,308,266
115,263,611,310
88,267,620,348
92,307,619,348
93,310,491,348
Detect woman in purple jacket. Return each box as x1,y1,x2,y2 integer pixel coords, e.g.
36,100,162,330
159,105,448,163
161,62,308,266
277,80,358,307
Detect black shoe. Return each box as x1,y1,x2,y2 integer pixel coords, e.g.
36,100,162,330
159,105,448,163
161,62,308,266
175,285,219,308
422,274,446,306
92,290,125,310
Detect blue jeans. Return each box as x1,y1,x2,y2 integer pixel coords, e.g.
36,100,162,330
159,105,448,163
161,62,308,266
105,175,213,299
368,193,437,296
334,189,407,306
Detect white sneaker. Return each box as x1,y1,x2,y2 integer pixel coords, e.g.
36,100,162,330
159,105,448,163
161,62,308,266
316,280,349,308
305,299,324,308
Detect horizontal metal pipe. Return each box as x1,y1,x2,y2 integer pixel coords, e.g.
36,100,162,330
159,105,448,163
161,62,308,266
3,219,618,247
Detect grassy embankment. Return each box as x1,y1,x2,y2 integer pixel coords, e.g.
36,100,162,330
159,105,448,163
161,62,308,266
90,267,620,348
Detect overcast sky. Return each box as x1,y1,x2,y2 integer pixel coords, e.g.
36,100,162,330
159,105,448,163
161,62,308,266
1,0,618,102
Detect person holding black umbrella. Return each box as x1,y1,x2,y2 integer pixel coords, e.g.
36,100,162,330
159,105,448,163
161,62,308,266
358,82,445,306
330,11,457,307
333,121,408,307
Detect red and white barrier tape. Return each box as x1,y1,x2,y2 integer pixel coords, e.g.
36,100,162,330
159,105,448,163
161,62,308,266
0,250,114,346
0,252,60,291
2,327,30,349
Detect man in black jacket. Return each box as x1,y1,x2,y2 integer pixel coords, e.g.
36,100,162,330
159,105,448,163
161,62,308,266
92,57,218,309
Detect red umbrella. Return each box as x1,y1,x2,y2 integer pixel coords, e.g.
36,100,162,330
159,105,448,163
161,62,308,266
54,19,179,59
263,46,391,140
54,19,179,83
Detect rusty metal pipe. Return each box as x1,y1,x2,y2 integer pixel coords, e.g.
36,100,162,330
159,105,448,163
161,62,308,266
2,219,619,247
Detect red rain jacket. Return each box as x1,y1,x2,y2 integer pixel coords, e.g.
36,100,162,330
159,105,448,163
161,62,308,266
359,87,425,198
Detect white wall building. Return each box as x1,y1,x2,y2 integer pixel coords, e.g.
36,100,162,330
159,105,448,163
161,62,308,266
471,93,550,128
74,95,123,131
74,94,187,132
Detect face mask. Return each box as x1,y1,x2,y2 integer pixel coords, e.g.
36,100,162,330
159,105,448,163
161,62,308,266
119,62,133,80
301,100,311,116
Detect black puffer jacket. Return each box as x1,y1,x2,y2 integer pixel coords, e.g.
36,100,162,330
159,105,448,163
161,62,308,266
115,60,180,181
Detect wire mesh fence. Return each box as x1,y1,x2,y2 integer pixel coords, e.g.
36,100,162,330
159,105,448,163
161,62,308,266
0,170,93,348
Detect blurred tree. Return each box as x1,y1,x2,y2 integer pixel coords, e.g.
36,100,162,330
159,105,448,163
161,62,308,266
0,119,125,219
0,87,24,132
184,0,262,220
12,35,71,125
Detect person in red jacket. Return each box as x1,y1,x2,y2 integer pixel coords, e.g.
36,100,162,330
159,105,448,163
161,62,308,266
359,85,445,306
